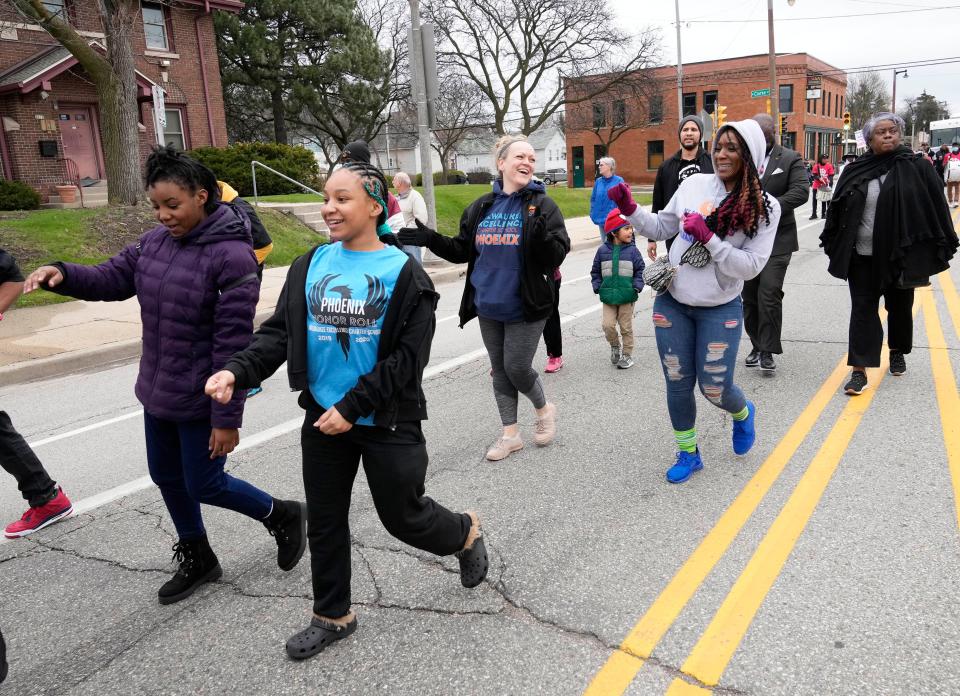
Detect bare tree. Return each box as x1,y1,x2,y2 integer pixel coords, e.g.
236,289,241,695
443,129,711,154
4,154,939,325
845,72,891,132
10,0,142,204
429,72,488,182
562,72,659,152
423,0,661,135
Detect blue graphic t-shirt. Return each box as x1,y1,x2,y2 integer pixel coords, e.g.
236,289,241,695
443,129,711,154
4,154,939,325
305,243,407,426
470,180,541,322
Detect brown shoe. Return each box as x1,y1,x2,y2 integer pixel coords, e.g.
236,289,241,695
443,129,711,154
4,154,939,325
486,434,523,461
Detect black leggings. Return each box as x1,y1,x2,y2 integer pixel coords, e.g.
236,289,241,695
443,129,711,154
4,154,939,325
542,275,562,357
847,253,914,367
811,188,828,218
301,414,471,618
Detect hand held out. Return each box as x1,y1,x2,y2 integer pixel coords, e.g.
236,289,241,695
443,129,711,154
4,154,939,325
24,266,64,294
205,370,236,404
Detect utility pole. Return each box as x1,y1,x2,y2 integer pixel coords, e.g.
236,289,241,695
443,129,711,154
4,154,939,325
408,0,437,230
892,68,908,114
767,0,780,146
675,0,683,123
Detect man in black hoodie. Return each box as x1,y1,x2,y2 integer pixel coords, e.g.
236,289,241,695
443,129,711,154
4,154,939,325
647,114,714,259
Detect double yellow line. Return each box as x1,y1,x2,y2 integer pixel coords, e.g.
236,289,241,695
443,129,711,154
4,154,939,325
586,210,960,695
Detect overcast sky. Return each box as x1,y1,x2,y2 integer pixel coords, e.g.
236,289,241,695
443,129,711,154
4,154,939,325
609,0,960,116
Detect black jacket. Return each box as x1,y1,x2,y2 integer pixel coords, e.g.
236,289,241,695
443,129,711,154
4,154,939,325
759,145,811,256
652,148,714,213
224,245,439,428
425,189,570,326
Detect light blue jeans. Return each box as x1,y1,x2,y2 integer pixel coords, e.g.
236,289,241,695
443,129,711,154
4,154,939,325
652,292,747,432
402,245,423,264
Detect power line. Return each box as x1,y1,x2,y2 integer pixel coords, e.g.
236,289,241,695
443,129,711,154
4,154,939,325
683,4,960,22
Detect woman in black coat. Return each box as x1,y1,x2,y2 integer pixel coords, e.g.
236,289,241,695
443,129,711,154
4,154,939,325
820,112,958,395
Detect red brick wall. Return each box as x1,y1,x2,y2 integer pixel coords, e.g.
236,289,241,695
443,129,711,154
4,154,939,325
565,54,847,187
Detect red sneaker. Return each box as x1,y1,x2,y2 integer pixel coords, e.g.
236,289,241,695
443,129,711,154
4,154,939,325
544,356,564,373
4,487,73,539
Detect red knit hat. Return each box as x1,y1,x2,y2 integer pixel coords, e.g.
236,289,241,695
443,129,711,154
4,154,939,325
604,208,631,235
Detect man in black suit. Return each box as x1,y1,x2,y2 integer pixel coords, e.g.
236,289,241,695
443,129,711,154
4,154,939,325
743,113,810,374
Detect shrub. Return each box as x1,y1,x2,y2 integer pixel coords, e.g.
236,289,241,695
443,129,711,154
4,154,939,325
188,142,322,197
467,169,493,185
0,180,41,211
414,170,468,186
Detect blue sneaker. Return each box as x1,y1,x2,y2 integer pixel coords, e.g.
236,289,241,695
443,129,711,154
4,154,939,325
732,401,756,455
246,386,263,398
666,449,703,484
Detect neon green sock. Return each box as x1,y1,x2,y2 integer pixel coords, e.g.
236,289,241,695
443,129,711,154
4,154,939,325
674,428,697,453
731,405,750,421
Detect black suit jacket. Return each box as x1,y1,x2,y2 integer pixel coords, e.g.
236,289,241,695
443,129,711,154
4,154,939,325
760,145,810,255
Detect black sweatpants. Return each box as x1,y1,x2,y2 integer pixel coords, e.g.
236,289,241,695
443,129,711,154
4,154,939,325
542,275,562,357
742,252,792,354
301,413,471,618
847,253,915,368
0,411,57,508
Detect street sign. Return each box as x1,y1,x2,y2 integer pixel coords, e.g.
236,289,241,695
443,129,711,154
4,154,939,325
855,129,866,149
699,108,714,140
806,89,822,100
751,88,770,98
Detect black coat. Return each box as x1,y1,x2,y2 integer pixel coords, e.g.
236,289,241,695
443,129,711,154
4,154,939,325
759,145,811,256
425,189,570,326
652,148,714,213
224,245,439,428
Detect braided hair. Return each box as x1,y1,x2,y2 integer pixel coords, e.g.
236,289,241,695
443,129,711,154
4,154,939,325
144,146,220,215
339,160,394,238
706,127,771,239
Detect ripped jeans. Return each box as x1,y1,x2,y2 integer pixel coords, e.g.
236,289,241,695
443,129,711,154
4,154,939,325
652,292,747,432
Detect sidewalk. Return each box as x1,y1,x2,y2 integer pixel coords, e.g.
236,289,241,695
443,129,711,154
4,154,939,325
0,215,603,385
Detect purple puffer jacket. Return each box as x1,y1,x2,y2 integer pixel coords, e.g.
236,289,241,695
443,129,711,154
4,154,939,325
53,203,259,428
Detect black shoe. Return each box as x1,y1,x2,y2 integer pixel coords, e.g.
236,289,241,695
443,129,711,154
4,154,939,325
889,350,906,376
264,499,307,571
744,349,760,368
0,627,7,684
844,370,868,395
809,215,818,220
759,352,776,374
158,536,222,605
286,616,358,660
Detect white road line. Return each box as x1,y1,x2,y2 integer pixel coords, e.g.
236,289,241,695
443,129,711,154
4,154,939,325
29,409,144,449
434,273,592,324
42,300,605,525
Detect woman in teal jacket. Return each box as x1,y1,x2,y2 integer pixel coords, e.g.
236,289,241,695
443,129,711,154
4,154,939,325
590,156,625,240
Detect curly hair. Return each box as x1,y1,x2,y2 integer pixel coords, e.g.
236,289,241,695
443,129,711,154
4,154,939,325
144,145,219,214
339,160,393,236
706,127,771,239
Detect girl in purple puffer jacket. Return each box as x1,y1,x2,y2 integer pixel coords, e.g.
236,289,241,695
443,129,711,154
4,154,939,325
24,147,306,606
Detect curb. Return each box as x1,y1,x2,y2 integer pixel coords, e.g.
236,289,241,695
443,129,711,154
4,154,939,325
1,237,600,387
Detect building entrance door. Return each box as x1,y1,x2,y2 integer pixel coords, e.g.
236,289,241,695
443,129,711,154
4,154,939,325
58,107,101,180
572,146,584,188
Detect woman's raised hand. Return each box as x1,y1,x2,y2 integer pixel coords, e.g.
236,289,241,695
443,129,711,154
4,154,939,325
205,370,237,404
606,182,637,215
23,266,64,294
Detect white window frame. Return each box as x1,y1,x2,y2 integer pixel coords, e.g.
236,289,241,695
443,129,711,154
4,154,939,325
141,2,168,51
163,108,186,151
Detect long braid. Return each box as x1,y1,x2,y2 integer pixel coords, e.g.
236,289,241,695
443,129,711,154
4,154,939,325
144,145,219,214
705,128,771,239
340,161,394,237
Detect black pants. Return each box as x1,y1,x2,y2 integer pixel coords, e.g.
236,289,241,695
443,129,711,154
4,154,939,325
847,253,914,368
301,413,471,617
742,252,792,354
811,188,828,218
0,411,57,508
542,275,562,357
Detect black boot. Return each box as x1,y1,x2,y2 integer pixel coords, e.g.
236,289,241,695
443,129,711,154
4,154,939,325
263,499,307,571
158,536,222,605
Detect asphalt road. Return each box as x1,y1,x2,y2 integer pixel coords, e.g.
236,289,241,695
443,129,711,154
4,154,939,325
2,214,960,696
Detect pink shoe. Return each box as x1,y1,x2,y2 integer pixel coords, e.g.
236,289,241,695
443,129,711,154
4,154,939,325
4,487,73,539
544,356,564,373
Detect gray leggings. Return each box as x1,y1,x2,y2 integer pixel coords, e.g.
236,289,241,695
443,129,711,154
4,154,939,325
478,317,548,426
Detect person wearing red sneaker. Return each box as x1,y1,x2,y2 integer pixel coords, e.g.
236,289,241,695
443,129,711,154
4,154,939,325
0,249,74,539
542,268,564,373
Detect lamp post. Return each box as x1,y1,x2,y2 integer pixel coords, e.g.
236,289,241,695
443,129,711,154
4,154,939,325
675,0,683,123
767,0,780,145
408,0,437,230
892,68,908,114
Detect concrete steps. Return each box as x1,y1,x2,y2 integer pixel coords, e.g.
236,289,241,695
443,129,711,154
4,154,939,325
255,202,328,235
42,182,109,209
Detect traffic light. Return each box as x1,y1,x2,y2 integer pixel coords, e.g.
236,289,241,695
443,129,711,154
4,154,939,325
779,114,788,136
842,111,852,130
716,105,727,127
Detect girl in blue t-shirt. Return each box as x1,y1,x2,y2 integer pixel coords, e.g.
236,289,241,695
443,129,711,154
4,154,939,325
205,162,488,661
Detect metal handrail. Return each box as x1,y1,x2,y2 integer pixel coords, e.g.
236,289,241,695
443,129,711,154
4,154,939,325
250,160,322,207
58,157,85,208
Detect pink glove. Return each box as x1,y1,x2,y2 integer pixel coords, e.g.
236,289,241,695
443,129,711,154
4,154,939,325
682,213,714,244
606,182,637,216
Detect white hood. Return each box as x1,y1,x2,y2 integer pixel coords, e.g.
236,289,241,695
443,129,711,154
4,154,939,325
714,119,767,173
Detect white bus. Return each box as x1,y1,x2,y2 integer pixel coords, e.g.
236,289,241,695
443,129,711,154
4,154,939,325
930,117,960,147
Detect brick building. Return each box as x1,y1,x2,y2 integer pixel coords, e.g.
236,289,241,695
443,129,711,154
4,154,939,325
0,0,241,202
564,53,847,188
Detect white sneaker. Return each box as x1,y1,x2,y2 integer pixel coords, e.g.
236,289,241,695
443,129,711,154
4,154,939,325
533,403,557,446
486,434,523,461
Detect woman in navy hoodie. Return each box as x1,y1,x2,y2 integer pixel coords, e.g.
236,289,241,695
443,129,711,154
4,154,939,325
399,135,570,461
24,147,306,605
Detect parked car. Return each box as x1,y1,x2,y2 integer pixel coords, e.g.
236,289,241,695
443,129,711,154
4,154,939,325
541,168,567,185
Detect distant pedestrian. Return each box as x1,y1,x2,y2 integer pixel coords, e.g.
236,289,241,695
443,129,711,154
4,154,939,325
607,119,781,484
649,115,714,260
206,160,488,660
24,146,307,605
742,113,810,375
835,152,858,185
820,113,958,395
933,144,949,180
0,249,74,539
945,143,960,208
591,209,645,369
392,171,428,263
590,156,625,240
542,268,564,373
340,140,401,217
809,154,834,220
397,135,570,462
